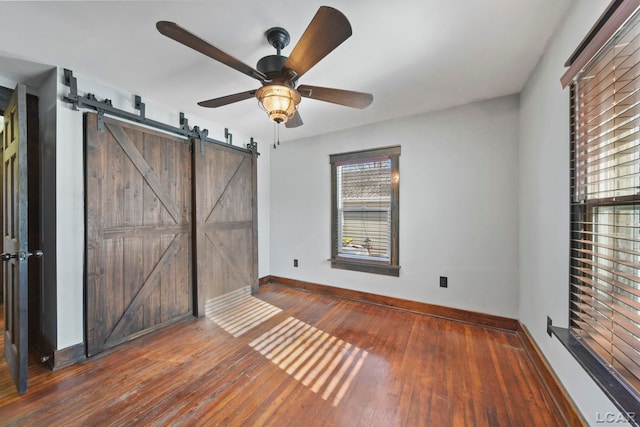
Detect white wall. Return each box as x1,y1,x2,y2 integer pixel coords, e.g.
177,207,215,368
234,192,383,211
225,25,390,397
55,69,83,348
519,0,620,423
270,95,520,318
53,69,271,348
258,139,271,278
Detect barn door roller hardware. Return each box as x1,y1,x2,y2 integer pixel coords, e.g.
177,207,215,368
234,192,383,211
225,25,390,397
62,69,259,156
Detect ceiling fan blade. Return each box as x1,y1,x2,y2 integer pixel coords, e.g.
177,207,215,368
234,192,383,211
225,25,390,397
284,7,352,80
298,85,373,109
198,90,257,108
156,21,267,82
285,110,303,128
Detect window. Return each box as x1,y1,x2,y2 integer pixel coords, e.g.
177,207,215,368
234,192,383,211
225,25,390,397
330,146,400,276
568,4,640,400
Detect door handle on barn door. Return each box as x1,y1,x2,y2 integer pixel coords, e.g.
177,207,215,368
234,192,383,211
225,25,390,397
0,250,43,262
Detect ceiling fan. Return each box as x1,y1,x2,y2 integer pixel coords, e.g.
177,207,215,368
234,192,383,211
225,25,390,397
156,6,373,129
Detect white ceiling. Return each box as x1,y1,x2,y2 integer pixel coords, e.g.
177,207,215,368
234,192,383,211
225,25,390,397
0,0,572,143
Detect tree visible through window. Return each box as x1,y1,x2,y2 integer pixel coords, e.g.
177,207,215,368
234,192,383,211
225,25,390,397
330,146,400,276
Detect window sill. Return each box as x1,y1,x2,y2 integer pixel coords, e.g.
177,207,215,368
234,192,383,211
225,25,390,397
330,258,400,277
550,326,640,425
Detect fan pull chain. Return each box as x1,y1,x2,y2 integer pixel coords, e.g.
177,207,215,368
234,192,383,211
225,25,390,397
272,122,281,149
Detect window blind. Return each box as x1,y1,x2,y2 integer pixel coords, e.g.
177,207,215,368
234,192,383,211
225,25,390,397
570,8,640,392
336,159,391,260
329,145,400,277
561,0,640,88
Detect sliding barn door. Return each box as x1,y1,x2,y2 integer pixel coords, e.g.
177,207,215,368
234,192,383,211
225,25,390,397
85,114,192,356
193,140,258,316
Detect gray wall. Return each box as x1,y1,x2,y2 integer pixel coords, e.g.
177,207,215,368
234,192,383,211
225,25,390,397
519,0,620,423
270,95,520,318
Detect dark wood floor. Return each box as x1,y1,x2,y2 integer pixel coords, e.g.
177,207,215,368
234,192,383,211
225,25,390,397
0,284,566,426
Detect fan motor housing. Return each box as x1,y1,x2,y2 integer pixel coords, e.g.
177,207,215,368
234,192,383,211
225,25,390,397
257,55,288,80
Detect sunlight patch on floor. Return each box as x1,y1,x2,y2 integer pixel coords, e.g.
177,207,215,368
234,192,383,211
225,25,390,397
249,316,368,407
205,289,282,337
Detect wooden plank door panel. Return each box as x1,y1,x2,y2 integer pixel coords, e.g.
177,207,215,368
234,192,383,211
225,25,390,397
194,141,257,316
85,114,192,356
3,84,28,394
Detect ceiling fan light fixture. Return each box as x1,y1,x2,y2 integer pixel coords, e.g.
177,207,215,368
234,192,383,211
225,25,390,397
256,84,301,124
159,7,371,130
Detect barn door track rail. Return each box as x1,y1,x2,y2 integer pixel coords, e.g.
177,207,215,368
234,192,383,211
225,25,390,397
62,69,258,156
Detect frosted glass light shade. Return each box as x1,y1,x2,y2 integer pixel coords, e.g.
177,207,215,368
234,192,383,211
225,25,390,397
256,84,301,124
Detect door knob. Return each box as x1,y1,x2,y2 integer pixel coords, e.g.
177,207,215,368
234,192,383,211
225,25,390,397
0,252,16,261
0,250,43,262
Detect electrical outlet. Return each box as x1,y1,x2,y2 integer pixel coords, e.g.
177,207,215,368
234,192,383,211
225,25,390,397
439,276,448,288
547,316,553,337
293,259,298,268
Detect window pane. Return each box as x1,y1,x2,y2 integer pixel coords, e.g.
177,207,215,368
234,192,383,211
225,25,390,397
330,146,400,276
340,210,390,260
570,9,640,394
336,159,391,262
